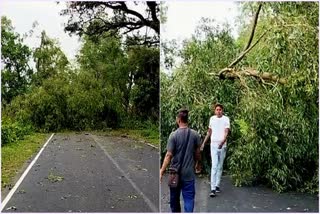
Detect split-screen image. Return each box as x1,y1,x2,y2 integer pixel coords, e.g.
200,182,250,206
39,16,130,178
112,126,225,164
1,1,318,213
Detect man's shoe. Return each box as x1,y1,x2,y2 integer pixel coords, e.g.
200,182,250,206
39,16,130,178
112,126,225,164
216,186,221,193
209,190,216,197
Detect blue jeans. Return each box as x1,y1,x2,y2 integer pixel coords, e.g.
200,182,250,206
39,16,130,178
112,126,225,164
170,179,195,213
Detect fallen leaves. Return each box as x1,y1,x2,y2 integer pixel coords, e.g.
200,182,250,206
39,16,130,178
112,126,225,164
47,172,64,183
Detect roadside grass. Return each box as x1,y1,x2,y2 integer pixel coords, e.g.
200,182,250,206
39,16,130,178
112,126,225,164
1,133,50,190
108,128,159,146
93,127,159,147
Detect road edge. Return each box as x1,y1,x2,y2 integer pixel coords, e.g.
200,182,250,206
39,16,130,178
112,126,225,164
1,133,55,211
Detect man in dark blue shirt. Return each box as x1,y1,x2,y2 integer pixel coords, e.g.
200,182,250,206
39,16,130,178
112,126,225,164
160,108,201,212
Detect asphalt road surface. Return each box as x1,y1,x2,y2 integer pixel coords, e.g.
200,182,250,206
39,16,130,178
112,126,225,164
2,133,159,212
161,174,318,212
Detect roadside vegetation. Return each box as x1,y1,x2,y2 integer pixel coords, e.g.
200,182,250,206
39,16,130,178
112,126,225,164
1,2,160,190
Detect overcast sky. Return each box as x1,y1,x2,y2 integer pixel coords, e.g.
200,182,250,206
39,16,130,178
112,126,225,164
161,1,240,71
162,1,240,41
1,1,80,61
1,1,240,64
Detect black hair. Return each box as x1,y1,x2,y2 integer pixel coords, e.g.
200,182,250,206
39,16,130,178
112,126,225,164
177,108,188,123
214,103,224,110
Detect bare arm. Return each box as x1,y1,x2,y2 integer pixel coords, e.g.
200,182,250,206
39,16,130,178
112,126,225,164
160,151,173,182
194,145,202,173
219,128,230,148
194,145,201,161
200,128,212,151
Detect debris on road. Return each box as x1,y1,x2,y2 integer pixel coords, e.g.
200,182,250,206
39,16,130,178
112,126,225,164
17,190,26,194
47,172,64,183
128,195,138,199
6,206,17,211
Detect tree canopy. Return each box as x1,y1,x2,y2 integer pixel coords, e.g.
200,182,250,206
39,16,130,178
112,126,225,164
61,1,159,46
161,2,318,194
1,16,33,105
2,4,159,140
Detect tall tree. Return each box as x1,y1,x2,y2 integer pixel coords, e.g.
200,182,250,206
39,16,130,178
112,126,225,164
33,31,69,85
61,1,159,46
128,46,159,121
1,16,33,105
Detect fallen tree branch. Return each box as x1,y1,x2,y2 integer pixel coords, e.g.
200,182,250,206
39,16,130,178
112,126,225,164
213,3,286,85
243,3,262,51
222,29,268,75
242,68,287,84
216,4,266,80
210,68,287,85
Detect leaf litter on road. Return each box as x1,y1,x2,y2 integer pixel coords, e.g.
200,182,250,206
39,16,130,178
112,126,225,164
60,194,72,200
17,189,26,194
47,171,64,183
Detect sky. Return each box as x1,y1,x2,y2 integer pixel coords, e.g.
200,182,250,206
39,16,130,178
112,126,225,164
162,1,240,41
1,1,80,61
0,1,157,63
161,1,240,71
1,1,240,64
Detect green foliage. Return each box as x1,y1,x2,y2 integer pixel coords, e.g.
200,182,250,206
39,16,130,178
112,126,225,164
1,16,33,105
4,29,159,132
33,31,69,86
160,23,239,159
128,46,160,121
2,133,50,189
61,2,159,45
1,117,33,146
161,2,318,193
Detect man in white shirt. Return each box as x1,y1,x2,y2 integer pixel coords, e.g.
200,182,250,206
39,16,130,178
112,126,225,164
200,103,230,197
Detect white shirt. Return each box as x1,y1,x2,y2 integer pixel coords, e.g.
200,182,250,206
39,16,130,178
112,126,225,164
209,115,230,147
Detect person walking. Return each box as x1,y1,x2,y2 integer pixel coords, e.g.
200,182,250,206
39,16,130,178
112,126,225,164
160,108,201,212
200,103,230,197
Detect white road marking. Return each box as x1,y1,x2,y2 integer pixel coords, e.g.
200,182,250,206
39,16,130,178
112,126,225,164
90,134,158,212
1,133,55,211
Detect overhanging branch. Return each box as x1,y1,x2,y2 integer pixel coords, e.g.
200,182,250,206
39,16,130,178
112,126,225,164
243,3,262,51
214,3,286,85
225,29,268,71
62,2,160,44
210,68,287,85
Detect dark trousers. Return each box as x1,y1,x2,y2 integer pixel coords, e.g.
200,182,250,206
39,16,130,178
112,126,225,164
170,179,195,213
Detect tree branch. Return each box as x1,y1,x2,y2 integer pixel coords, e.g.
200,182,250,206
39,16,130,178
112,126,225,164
210,68,287,85
241,68,286,84
226,29,268,70
213,3,284,86
119,2,149,24
243,3,262,51
101,2,150,26
63,2,159,44
147,1,159,23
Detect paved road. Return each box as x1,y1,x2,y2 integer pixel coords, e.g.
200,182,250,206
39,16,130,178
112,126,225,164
161,174,318,212
2,133,159,212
